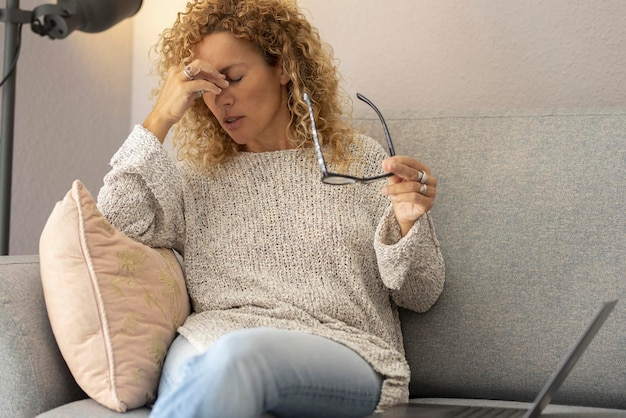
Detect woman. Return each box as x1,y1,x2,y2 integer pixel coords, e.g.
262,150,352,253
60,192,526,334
97,0,445,417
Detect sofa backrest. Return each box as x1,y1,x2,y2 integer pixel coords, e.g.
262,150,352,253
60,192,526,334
355,109,626,409
0,255,86,417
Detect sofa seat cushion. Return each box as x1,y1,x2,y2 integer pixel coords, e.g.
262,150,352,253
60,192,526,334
37,399,277,418
366,398,626,417
37,400,150,418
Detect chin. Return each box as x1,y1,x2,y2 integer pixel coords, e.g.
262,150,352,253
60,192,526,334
229,136,248,147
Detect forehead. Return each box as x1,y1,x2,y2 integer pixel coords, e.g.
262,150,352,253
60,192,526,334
195,32,264,70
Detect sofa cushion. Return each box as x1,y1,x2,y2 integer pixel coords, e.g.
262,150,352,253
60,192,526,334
36,399,278,418
39,180,190,412
37,400,150,418
37,399,273,418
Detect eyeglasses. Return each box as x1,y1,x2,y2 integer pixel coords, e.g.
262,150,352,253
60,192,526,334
303,92,396,185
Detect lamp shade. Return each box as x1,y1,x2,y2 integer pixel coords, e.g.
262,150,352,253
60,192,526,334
33,0,142,39
59,0,142,33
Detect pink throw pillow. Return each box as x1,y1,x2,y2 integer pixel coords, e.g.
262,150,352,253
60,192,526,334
39,180,190,412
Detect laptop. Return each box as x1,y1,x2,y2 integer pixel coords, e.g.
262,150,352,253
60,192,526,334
376,300,618,418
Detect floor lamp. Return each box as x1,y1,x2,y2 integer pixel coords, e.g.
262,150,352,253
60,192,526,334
0,0,142,255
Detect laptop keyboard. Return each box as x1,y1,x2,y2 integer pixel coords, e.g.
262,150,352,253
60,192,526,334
452,406,527,417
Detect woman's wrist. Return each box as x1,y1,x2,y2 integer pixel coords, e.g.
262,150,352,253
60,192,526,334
398,220,415,238
142,112,173,144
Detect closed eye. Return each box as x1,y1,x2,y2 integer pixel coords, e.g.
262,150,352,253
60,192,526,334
226,75,243,84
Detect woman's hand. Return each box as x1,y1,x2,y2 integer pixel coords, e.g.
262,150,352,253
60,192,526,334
381,155,437,237
142,59,230,143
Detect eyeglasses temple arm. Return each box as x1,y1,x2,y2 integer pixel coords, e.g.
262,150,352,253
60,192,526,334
303,93,329,176
356,93,396,156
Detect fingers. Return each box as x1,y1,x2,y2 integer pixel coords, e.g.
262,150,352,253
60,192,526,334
144,61,229,141
381,155,437,234
382,183,436,224
181,60,230,94
384,180,435,201
151,60,229,122
382,156,437,191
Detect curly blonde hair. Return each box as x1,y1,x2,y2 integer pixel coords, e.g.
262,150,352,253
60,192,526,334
154,0,354,169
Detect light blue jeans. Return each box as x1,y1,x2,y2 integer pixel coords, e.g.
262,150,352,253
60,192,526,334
150,327,382,418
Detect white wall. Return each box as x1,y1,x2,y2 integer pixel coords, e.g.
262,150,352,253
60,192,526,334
132,1,187,128
132,0,626,121
3,0,626,254
300,0,626,113
0,0,135,254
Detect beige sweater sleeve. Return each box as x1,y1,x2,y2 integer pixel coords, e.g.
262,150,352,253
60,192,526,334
97,125,186,254
375,207,445,312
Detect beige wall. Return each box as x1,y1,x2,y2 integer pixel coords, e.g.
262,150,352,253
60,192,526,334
132,0,626,119
299,0,626,113
0,0,134,254
2,0,626,254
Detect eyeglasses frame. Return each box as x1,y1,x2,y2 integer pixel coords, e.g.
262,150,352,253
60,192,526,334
303,92,396,185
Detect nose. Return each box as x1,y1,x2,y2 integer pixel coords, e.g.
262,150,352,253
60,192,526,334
214,87,233,108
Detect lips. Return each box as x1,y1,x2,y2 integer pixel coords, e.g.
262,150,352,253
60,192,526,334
223,115,243,130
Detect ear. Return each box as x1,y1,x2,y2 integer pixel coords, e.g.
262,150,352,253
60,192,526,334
279,69,291,85
276,60,291,85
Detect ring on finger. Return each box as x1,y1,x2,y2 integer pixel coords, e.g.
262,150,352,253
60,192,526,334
417,170,428,184
195,90,205,98
419,184,428,195
183,65,195,81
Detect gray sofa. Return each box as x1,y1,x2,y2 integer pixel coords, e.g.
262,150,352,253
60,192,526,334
1,108,625,417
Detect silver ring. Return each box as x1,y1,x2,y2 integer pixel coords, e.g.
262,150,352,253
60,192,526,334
183,66,195,81
418,170,428,184
419,184,428,195
195,90,205,98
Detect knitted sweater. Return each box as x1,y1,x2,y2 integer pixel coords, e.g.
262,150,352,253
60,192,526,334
97,124,445,411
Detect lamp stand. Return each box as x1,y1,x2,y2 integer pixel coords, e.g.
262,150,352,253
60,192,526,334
0,0,142,254
0,0,21,255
